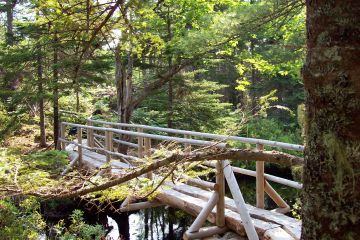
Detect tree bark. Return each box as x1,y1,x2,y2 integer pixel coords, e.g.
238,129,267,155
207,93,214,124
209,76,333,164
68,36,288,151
302,0,360,239
168,78,173,128
166,6,174,129
115,45,133,125
37,41,46,147
115,44,133,153
5,0,15,46
3,0,17,108
53,33,60,149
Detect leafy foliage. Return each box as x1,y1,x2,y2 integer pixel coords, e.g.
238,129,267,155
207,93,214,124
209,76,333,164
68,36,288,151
0,198,106,240
0,197,46,239
55,210,105,240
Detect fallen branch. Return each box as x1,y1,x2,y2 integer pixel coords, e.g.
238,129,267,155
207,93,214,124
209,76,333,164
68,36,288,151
20,148,303,199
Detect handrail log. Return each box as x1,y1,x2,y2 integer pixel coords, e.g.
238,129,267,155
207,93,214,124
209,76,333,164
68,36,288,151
204,162,303,189
61,122,227,148
88,119,304,151
59,138,141,163
93,133,138,148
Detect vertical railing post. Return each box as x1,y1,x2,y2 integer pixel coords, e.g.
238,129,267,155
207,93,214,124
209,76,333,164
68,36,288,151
256,143,265,209
104,130,113,175
87,119,94,147
216,160,225,227
77,127,83,165
144,137,152,179
137,128,144,158
184,134,191,153
105,130,113,163
60,122,66,150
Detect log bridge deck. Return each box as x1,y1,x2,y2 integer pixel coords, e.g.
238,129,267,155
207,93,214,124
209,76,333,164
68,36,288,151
59,118,303,240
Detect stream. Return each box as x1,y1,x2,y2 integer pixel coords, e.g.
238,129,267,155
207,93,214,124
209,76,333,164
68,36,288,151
41,171,300,240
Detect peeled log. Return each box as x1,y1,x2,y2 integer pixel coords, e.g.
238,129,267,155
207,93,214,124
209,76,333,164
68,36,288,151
155,188,280,238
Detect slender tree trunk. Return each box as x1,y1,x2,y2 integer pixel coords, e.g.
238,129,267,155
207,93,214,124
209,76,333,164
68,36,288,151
167,76,173,128
37,42,46,147
76,90,80,112
53,33,60,149
3,0,17,108
126,51,133,121
249,38,257,114
249,0,258,115
86,0,90,32
5,0,15,46
301,0,360,239
166,7,174,129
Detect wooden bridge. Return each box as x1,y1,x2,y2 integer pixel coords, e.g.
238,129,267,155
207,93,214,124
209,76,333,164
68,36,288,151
58,118,303,240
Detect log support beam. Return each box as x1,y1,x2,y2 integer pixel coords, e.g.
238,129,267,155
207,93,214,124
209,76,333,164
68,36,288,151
184,226,228,240
264,180,290,213
119,201,163,212
223,160,259,240
188,192,219,233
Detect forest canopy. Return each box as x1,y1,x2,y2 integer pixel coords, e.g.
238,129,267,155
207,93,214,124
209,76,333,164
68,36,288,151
0,0,305,145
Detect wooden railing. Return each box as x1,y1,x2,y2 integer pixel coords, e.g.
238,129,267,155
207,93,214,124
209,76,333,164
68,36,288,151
58,119,304,240
87,119,303,199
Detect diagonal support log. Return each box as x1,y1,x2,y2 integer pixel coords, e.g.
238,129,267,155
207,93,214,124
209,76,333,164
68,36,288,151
223,160,259,240
187,192,219,233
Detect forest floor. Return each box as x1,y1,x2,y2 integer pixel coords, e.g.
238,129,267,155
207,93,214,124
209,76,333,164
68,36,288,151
0,123,52,154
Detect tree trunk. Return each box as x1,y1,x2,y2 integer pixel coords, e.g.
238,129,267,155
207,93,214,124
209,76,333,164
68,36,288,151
115,44,133,153
302,0,360,239
86,0,90,32
3,0,17,108
249,37,258,114
115,46,133,124
76,90,80,112
5,0,15,46
37,42,46,147
166,7,174,129
53,33,60,149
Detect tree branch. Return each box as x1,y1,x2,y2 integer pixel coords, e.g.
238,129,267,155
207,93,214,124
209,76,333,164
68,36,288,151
20,148,303,200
